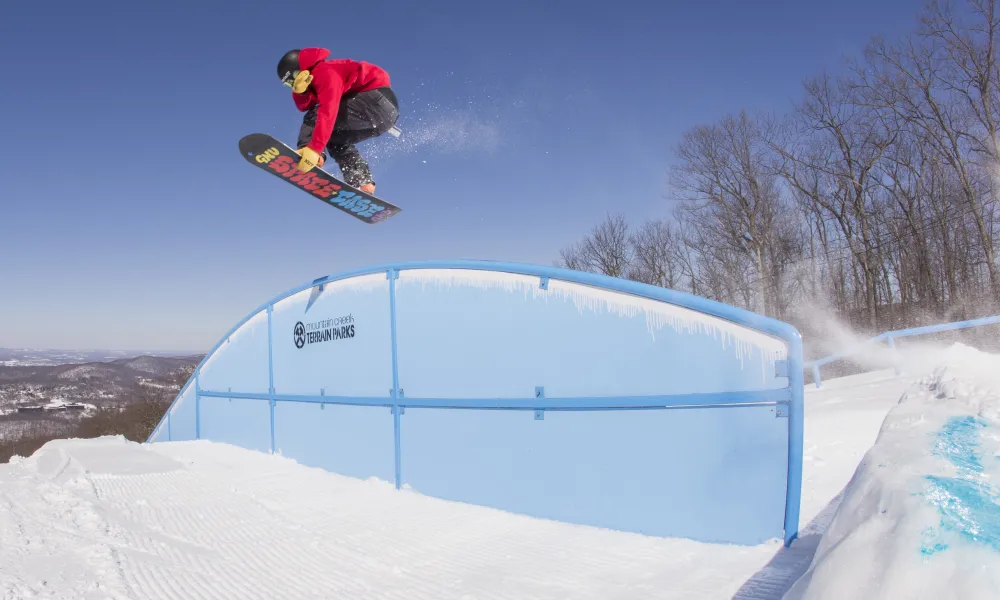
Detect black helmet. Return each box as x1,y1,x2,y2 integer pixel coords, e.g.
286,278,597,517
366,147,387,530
277,49,301,86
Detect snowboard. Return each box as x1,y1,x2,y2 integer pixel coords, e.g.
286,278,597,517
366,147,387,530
238,133,401,224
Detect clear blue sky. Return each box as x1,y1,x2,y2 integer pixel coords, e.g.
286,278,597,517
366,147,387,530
0,0,923,353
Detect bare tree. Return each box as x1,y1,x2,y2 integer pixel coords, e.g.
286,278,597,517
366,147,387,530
555,0,1000,339
558,242,588,272
854,0,1000,304
671,111,792,316
771,72,897,330
627,219,684,288
557,213,633,277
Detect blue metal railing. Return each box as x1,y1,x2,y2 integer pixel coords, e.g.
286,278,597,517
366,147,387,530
147,259,805,546
805,315,1000,388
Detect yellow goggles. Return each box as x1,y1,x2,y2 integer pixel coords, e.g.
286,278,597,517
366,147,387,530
281,70,300,88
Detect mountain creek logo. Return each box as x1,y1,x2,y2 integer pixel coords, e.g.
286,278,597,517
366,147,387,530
293,315,356,349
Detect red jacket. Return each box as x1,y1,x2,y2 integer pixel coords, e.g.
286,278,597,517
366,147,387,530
291,47,391,154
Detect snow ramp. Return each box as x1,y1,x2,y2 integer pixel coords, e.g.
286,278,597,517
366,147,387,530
783,345,1000,599
148,260,804,546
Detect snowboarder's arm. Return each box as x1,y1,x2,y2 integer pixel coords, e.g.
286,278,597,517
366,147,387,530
292,90,316,112
306,74,344,154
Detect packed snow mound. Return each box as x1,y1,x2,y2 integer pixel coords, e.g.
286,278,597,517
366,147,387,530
24,436,184,482
0,435,781,599
785,344,1000,600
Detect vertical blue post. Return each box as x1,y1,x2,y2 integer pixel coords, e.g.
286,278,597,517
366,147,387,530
784,335,805,546
268,304,276,454
166,410,172,442
388,268,402,490
194,371,201,440
392,406,402,489
811,364,821,389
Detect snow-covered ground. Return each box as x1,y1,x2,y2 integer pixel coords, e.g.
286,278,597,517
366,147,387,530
1,345,997,599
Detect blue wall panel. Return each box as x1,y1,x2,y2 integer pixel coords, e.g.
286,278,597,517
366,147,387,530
154,382,197,442
270,275,393,397
273,402,395,482
200,396,271,454
395,269,787,398
400,404,787,545
198,310,270,394
148,420,168,443
148,261,804,546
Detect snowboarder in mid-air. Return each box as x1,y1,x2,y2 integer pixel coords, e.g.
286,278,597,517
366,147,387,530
277,47,399,195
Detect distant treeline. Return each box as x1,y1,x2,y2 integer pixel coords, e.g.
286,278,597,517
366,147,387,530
559,0,1000,342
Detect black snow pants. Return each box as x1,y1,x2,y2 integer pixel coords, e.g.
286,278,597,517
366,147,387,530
296,86,399,187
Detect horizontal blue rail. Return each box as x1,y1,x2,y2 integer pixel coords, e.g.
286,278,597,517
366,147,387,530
196,388,790,410
805,314,1000,388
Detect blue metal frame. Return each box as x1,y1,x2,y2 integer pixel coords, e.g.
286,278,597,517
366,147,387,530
146,259,805,546
194,389,789,409
388,268,402,490
267,304,276,453
785,333,804,545
805,314,1000,388
194,373,201,440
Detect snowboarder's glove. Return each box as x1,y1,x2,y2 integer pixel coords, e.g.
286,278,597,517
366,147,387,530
292,70,313,94
295,146,323,172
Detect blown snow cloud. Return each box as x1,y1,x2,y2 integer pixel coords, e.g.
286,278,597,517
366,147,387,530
398,111,502,154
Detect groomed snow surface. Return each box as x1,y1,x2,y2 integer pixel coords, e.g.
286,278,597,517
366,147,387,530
2,344,998,599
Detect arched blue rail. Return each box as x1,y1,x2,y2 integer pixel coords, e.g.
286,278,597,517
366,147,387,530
805,315,1000,388
148,260,805,547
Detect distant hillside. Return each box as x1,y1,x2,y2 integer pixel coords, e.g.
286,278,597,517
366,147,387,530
0,355,202,386
0,354,203,438
109,355,200,376
0,352,204,461
0,348,200,367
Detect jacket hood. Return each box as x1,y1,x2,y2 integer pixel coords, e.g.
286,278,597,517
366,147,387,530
298,47,331,71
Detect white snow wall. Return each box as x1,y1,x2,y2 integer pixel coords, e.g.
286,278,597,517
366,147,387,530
148,261,805,546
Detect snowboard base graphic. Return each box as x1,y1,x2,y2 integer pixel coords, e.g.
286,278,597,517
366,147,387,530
239,133,401,224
